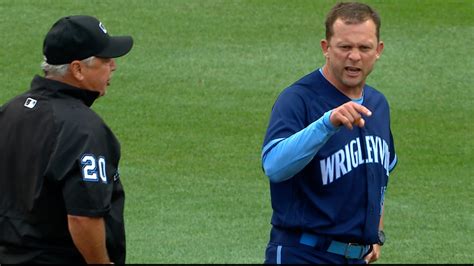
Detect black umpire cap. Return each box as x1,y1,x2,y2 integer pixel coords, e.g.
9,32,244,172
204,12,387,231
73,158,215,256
43,15,133,65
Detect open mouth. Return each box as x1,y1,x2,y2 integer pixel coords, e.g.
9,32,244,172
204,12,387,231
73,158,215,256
345,66,361,76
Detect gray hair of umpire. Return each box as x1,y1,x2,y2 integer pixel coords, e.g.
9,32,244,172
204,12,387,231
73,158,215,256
40,56,95,77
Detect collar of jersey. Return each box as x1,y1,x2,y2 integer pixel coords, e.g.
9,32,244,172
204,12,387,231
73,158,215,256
31,75,100,107
318,68,365,104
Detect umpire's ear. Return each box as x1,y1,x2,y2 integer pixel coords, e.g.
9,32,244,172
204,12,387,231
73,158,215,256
69,60,85,81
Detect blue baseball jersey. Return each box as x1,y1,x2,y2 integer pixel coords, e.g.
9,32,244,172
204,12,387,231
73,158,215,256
262,69,397,245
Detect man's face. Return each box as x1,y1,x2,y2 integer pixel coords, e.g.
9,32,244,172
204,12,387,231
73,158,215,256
80,57,116,96
322,18,383,93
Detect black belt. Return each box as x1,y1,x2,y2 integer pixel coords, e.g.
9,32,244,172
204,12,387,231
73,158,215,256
270,227,371,260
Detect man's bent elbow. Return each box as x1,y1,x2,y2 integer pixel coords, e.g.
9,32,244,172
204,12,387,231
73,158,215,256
263,163,291,183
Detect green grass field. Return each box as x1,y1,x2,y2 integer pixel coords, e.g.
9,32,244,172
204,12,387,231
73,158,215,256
1,0,473,263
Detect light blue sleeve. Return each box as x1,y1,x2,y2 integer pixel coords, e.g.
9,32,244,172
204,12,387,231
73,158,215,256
262,110,340,183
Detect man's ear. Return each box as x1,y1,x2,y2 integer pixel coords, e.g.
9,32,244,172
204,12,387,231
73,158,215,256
376,41,384,59
321,39,329,58
69,61,84,81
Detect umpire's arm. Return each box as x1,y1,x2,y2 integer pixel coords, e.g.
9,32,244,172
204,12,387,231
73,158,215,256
68,215,112,264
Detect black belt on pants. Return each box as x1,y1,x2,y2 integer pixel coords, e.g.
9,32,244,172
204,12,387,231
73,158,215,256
270,226,371,260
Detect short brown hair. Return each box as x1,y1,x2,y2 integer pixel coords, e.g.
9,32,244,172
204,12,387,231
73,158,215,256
325,2,381,41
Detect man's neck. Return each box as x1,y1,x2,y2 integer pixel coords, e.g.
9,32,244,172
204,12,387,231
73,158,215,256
321,65,364,99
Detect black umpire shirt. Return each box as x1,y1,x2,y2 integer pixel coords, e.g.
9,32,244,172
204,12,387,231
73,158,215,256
0,75,126,263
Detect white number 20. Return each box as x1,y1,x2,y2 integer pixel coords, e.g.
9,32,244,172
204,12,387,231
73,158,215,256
81,154,107,183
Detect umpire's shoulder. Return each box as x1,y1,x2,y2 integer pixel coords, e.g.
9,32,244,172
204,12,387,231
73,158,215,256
52,98,107,133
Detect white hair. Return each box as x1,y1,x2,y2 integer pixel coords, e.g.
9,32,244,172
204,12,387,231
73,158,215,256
41,56,96,77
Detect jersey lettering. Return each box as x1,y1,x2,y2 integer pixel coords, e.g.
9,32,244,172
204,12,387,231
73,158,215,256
81,154,107,183
98,156,107,183
81,155,97,181
320,135,390,185
320,156,335,185
365,136,374,163
334,149,347,179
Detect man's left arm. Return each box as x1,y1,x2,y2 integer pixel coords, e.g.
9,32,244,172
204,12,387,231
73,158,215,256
365,207,384,263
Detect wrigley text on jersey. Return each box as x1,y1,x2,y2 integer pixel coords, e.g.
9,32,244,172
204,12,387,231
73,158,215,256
320,135,391,185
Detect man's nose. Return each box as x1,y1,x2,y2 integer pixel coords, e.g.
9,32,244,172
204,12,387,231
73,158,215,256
348,49,362,61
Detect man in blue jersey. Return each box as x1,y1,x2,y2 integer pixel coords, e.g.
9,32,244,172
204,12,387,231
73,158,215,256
261,2,398,264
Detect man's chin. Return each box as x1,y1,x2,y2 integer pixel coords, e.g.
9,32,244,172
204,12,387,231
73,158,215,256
342,79,364,89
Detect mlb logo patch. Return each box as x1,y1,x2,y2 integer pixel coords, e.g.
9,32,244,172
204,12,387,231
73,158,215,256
24,98,37,109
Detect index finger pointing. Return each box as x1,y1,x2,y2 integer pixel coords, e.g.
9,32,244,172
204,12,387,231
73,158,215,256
353,103,372,117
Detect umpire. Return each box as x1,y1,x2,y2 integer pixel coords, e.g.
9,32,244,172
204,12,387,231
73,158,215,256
0,15,133,263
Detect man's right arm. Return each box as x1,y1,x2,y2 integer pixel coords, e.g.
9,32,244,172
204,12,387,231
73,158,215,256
262,101,372,183
67,215,112,264
262,110,338,182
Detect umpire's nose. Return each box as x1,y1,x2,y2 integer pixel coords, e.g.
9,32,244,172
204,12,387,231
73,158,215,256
110,58,117,71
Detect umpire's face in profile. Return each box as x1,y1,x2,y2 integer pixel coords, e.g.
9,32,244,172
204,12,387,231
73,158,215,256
321,18,384,91
70,57,117,96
